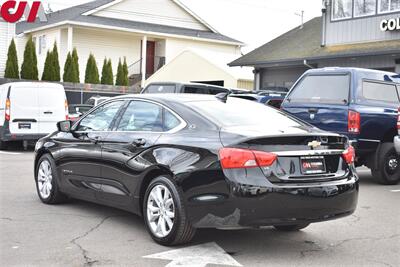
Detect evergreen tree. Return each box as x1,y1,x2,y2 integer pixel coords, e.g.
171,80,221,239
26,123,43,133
122,57,129,86
4,39,19,79
72,48,80,83
63,52,72,82
84,53,100,84
51,42,60,81
41,50,54,81
20,37,38,80
107,59,113,85
101,58,113,85
115,58,124,86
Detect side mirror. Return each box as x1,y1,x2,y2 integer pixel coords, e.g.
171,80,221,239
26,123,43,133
57,120,72,133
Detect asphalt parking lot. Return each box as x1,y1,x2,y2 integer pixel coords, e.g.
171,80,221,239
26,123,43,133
1,149,399,267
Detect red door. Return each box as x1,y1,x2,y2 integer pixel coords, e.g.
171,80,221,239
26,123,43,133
146,41,155,76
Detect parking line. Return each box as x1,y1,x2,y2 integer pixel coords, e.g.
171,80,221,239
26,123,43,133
0,151,22,155
390,189,400,193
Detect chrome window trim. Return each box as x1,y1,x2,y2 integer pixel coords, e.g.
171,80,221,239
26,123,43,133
73,98,187,135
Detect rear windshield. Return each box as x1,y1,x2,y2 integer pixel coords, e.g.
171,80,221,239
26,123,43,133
188,98,305,128
289,74,350,104
144,85,176,94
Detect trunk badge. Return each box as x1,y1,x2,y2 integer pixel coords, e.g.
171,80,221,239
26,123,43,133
308,141,322,149
310,113,315,120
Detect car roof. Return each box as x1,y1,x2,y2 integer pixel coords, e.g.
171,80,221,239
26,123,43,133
146,82,228,90
112,93,219,104
306,67,397,76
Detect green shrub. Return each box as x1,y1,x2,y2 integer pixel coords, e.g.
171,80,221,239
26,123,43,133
84,53,100,84
20,37,38,80
101,58,113,85
72,48,80,83
4,39,19,79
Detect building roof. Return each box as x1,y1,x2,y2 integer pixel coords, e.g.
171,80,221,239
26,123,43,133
16,0,242,45
229,17,400,67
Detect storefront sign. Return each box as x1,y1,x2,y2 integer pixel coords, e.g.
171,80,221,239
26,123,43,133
380,18,400,31
0,1,47,23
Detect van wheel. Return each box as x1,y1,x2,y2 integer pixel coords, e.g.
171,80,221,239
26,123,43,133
143,176,196,246
0,140,8,150
372,143,400,185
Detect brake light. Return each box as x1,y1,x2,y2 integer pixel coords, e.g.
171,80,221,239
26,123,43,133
348,110,360,134
219,148,277,169
64,99,69,120
397,107,400,130
342,145,355,164
5,98,10,121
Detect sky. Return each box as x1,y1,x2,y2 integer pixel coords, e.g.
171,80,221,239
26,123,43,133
42,0,322,53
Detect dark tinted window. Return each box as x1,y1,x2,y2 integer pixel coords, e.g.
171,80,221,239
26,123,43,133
209,88,228,95
362,81,399,103
289,74,350,104
188,98,304,128
144,85,176,93
183,86,209,94
77,101,124,131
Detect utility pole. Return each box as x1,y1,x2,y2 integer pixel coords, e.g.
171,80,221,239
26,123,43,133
295,10,304,29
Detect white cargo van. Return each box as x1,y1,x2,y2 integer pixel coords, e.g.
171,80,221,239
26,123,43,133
0,82,68,149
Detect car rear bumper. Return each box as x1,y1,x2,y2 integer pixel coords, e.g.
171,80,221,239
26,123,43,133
394,136,400,154
188,175,358,229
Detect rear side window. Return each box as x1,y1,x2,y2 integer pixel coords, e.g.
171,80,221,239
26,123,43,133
362,81,399,103
289,74,350,104
144,85,176,94
183,87,209,94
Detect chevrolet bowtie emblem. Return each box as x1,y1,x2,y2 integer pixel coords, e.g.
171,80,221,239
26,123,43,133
308,140,322,149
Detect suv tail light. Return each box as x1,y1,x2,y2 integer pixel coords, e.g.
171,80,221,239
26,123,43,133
397,107,400,130
348,110,360,134
5,98,10,121
219,148,277,169
64,99,69,120
342,145,355,164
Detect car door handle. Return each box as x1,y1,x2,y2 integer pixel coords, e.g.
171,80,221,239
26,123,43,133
132,138,146,147
44,111,53,114
308,108,318,114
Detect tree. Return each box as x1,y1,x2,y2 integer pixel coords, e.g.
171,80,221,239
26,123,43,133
63,52,79,83
4,39,19,79
20,37,38,80
84,53,99,84
41,50,54,81
52,42,60,81
72,48,80,83
115,58,124,86
101,58,113,85
123,57,129,86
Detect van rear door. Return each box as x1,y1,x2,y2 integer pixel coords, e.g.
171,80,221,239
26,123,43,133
282,73,351,135
9,84,40,134
37,84,66,134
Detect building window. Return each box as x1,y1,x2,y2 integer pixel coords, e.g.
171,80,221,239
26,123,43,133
332,0,353,20
354,0,377,17
378,0,400,13
38,35,46,55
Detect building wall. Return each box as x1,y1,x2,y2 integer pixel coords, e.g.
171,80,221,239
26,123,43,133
260,66,309,89
72,27,142,83
0,21,15,77
144,50,238,88
92,0,208,31
325,2,400,45
318,54,399,71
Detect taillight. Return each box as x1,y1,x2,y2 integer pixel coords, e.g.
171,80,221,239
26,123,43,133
5,98,10,121
64,99,69,120
348,110,360,134
219,148,277,169
342,145,355,164
397,107,400,130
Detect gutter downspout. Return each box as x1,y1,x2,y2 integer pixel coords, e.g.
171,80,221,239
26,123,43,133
321,0,328,47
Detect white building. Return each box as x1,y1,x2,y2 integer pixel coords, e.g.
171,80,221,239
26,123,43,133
0,20,16,77
15,0,248,88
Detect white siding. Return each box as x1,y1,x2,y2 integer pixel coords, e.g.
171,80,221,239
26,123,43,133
72,27,142,82
0,22,15,77
92,0,208,31
165,38,241,64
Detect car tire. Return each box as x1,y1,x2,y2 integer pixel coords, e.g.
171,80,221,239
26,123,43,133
274,223,310,231
372,143,400,185
143,176,196,246
35,154,67,204
0,140,8,150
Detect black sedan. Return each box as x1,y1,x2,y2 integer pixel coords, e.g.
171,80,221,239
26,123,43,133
34,94,359,245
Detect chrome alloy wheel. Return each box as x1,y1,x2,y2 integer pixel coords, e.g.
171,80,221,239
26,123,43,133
146,185,175,238
37,160,53,199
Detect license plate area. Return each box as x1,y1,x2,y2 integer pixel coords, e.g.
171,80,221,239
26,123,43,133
18,123,31,129
300,156,326,175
